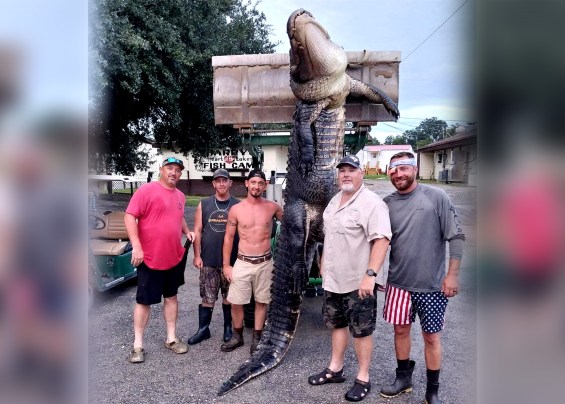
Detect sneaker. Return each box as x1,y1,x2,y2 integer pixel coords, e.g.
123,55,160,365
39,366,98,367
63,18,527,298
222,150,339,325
164,338,189,354
129,347,145,363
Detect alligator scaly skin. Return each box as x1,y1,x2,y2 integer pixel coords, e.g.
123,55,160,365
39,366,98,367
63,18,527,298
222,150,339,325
217,102,344,396
217,9,397,395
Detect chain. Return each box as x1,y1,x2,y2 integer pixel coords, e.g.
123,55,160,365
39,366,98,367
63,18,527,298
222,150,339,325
214,198,231,212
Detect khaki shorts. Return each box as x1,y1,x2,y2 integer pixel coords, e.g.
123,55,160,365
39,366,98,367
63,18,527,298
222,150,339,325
227,258,273,305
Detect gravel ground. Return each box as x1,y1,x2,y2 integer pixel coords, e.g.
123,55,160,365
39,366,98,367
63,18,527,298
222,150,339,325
89,180,476,404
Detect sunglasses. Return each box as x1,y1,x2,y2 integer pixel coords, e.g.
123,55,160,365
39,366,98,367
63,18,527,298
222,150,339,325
164,157,184,166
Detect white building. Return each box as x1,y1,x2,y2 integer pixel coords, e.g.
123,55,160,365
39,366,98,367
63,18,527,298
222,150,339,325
356,144,414,173
131,134,289,196
417,124,477,185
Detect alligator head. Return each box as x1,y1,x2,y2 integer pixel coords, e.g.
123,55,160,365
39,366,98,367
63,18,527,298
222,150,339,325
287,9,348,104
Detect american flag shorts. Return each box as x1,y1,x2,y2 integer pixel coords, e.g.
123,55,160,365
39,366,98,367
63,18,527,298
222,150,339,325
383,284,448,333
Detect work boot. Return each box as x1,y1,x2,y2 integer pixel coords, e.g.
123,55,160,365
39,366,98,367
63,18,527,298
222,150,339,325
249,330,262,355
220,328,244,352
380,360,415,398
222,304,233,342
424,382,441,404
187,305,213,345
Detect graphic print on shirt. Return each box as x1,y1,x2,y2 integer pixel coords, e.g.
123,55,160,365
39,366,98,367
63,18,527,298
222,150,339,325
208,199,231,232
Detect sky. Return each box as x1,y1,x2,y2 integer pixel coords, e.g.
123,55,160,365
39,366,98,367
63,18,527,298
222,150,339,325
0,0,88,117
256,0,475,142
0,0,473,143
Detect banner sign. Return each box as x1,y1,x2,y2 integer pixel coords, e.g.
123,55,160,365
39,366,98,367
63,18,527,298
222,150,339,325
197,149,253,171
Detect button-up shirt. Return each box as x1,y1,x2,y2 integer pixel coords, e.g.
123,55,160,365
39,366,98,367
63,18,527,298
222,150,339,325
322,185,392,293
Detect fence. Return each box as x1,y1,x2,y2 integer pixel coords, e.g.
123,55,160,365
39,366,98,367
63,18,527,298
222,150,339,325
95,180,143,195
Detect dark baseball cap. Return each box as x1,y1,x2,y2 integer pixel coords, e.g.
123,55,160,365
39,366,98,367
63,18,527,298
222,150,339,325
162,156,185,170
336,154,361,169
212,168,230,179
246,169,266,181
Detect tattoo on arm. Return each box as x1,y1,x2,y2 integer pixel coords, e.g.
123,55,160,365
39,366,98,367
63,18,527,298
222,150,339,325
227,219,237,227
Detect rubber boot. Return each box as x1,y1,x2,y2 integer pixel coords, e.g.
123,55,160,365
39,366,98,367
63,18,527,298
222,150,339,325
187,305,212,345
222,304,233,342
220,328,244,352
249,330,262,355
380,360,415,398
424,382,441,404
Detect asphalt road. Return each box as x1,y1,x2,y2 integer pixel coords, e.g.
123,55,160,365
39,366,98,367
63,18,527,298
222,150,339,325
89,180,476,404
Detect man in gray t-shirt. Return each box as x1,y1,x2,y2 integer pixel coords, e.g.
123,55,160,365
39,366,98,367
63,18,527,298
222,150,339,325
379,152,465,404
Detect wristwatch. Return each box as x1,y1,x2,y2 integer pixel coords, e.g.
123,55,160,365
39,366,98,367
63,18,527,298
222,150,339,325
366,269,378,277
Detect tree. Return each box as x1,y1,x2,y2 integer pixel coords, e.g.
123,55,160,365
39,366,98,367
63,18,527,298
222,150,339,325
89,0,278,174
384,134,408,145
366,137,380,145
383,118,460,149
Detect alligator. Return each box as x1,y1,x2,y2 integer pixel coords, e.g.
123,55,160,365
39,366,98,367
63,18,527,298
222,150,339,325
217,9,399,396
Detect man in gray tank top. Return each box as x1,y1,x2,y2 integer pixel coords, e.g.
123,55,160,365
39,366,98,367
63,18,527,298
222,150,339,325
188,169,240,345
380,152,465,404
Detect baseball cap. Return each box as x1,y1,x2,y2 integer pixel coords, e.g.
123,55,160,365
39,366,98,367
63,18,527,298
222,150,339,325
246,169,266,181
212,168,230,179
336,155,361,169
162,157,185,170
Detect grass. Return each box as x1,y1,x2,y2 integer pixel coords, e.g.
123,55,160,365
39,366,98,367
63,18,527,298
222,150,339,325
364,174,388,180
106,190,205,207
111,188,136,194
185,195,206,207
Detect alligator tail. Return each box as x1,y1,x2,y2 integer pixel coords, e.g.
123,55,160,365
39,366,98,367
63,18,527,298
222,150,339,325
217,205,308,396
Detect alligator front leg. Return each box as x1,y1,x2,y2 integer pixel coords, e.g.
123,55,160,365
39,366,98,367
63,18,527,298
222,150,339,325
348,76,399,119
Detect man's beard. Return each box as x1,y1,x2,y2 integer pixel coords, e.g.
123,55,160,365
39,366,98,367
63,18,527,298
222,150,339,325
392,174,415,191
340,183,355,194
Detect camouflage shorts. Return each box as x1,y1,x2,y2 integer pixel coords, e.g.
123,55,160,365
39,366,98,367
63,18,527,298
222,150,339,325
199,266,229,305
322,289,377,338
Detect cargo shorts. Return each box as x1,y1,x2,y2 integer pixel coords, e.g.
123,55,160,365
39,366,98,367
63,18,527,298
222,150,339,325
199,265,229,305
322,288,377,338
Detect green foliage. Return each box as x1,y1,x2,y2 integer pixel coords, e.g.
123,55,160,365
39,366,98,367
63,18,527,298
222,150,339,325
384,117,459,149
366,137,380,145
89,0,278,174
415,138,433,148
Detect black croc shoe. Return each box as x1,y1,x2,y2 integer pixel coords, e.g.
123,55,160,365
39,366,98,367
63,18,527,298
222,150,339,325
308,367,345,385
345,379,371,402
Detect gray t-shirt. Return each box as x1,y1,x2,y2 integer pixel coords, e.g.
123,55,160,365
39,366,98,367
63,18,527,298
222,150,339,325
384,184,465,292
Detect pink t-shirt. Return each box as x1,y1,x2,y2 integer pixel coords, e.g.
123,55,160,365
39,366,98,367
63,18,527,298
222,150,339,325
126,182,186,270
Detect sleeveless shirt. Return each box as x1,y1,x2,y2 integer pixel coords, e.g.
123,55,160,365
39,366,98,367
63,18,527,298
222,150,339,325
200,196,240,267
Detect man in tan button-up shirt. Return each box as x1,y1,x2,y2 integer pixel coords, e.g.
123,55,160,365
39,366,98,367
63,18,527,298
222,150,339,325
308,155,391,402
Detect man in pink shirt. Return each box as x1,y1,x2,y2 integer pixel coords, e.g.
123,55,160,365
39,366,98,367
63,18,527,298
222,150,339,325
125,157,195,363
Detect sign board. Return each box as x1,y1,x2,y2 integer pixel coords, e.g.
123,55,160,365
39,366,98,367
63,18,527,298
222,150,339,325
196,149,253,171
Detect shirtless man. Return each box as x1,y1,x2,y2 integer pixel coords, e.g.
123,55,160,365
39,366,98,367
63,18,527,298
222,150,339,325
220,169,283,354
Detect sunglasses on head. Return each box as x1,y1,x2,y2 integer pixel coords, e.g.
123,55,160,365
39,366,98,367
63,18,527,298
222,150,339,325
165,157,184,165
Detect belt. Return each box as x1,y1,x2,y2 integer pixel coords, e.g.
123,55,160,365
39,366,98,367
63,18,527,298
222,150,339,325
237,252,272,265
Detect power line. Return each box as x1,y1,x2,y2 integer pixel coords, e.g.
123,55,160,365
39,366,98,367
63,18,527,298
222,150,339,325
381,123,405,132
373,125,404,133
403,0,471,62
399,117,472,122
393,121,419,128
